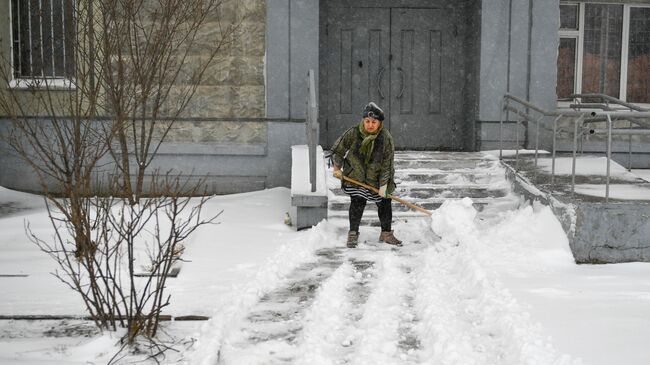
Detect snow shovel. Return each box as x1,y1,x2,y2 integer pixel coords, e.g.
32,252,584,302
335,174,433,216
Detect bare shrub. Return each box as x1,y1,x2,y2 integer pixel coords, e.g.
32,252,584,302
0,0,238,351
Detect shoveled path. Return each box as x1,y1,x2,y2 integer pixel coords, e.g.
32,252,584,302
215,152,564,364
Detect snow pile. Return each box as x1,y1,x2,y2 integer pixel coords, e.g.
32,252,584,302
291,145,327,196
430,197,477,240
480,203,576,269
421,199,581,365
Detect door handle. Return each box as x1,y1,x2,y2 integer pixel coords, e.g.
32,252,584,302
377,66,386,99
397,67,405,99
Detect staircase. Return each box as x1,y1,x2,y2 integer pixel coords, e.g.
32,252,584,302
327,151,519,226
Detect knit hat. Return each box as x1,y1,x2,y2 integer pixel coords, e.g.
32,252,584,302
362,102,385,121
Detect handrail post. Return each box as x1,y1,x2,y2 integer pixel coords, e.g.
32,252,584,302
551,114,563,187
534,115,542,183
628,121,633,171
499,97,507,160
306,69,318,192
572,115,585,197
606,114,612,202
515,113,521,170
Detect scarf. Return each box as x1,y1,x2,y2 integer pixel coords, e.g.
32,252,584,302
358,119,383,165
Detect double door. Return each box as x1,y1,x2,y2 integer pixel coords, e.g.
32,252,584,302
323,6,464,149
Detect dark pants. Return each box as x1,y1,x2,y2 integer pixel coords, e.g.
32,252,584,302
349,195,392,232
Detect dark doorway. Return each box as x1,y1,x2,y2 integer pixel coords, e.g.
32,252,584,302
320,1,471,150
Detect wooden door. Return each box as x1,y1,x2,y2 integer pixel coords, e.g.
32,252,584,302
324,7,390,145
323,5,464,149
389,8,458,149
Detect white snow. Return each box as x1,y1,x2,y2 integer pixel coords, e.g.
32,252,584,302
2,152,650,365
482,149,551,158
537,156,639,180
291,144,327,196
574,184,650,200
632,169,650,183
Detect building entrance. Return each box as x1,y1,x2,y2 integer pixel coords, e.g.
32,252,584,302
321,1,469,150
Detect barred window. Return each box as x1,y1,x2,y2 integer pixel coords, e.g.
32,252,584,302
10,0,75,81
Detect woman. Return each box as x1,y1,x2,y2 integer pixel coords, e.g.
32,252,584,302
331,102,402,248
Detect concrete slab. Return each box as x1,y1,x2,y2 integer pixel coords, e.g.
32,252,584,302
502,153,650,264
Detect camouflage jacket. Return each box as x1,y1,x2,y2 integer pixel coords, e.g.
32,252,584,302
331,126,396,194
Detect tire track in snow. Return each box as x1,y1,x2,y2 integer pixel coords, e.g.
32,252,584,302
346,252,418,365
216,243,426,365
217,247,346,364
293,262,356,364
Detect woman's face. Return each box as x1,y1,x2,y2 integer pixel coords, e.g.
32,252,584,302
363,117,381,133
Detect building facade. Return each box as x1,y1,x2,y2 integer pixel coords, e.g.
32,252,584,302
0,0,649,194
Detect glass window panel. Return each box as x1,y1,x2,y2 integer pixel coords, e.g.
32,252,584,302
18,0,31,77
560,4,578,30
52,0,64,77
41,0,54,77
64,0,75,78
581,4,623,98
557,38,577,99
29,0,43,77
627,7,650,103
11,0,21,78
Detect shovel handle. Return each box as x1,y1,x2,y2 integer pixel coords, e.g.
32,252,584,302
336,174,432,216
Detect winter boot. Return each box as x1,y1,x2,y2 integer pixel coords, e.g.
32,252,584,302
346,231,359,248
379,230,402,246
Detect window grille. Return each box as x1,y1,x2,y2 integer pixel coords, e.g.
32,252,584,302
10,0,75,81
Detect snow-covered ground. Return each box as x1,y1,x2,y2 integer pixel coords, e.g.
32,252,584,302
1,154,650,364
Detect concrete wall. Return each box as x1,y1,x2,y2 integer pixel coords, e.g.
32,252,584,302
266,0,319,120
477,0,560,151
0,0,315,195
0,118,306,195
505,160,650,264
572,203,650,263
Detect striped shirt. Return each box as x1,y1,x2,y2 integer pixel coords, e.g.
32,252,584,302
343,184,384,203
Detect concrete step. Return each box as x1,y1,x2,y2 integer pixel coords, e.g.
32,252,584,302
327,215,428,228
394,151,486,160
327,199,496,213
327,151,515,228
393,159,497,170
329,186,509,200
394,171,501,185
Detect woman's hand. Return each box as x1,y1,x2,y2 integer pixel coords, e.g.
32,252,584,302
379,184,389,198
333,166,342,179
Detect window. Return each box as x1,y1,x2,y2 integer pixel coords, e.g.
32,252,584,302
10,0,75,84
558,3,650,103
627,7,650,103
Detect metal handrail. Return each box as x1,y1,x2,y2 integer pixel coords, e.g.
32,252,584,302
570,93,650,112
499,93,650,202
500,94,583,184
